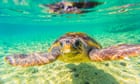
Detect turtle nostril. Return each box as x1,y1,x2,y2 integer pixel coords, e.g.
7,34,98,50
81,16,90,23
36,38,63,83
66,40,70,43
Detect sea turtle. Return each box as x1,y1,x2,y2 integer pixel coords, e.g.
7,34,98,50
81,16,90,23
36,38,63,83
44,1,102,14
5,32,140,67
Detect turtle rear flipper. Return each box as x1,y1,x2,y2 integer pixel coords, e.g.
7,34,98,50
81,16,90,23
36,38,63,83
5,47,60,67
89,44,140,61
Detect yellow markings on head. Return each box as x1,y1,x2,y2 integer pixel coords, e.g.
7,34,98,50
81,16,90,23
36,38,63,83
63,44,71,50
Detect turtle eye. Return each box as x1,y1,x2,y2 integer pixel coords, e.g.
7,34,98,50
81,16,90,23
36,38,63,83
60,42,63,47
74,40,80,47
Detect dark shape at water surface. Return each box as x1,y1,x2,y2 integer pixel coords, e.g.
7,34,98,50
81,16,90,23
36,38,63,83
72,1,103,9
67,63,119,84
44,1,103,14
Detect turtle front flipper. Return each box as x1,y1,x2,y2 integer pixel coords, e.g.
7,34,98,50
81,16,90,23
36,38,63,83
89,44,140,61
5,47,60,67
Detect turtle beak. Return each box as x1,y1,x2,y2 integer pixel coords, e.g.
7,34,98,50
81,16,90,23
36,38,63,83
62,44,72,53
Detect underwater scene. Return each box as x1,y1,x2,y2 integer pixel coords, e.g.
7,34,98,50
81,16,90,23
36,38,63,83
0,0,140,84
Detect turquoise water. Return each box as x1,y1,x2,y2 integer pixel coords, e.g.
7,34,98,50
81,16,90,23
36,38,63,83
0,0,140,84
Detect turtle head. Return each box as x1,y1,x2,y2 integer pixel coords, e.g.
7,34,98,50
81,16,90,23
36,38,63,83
59,37,84,55
57,36,94,62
